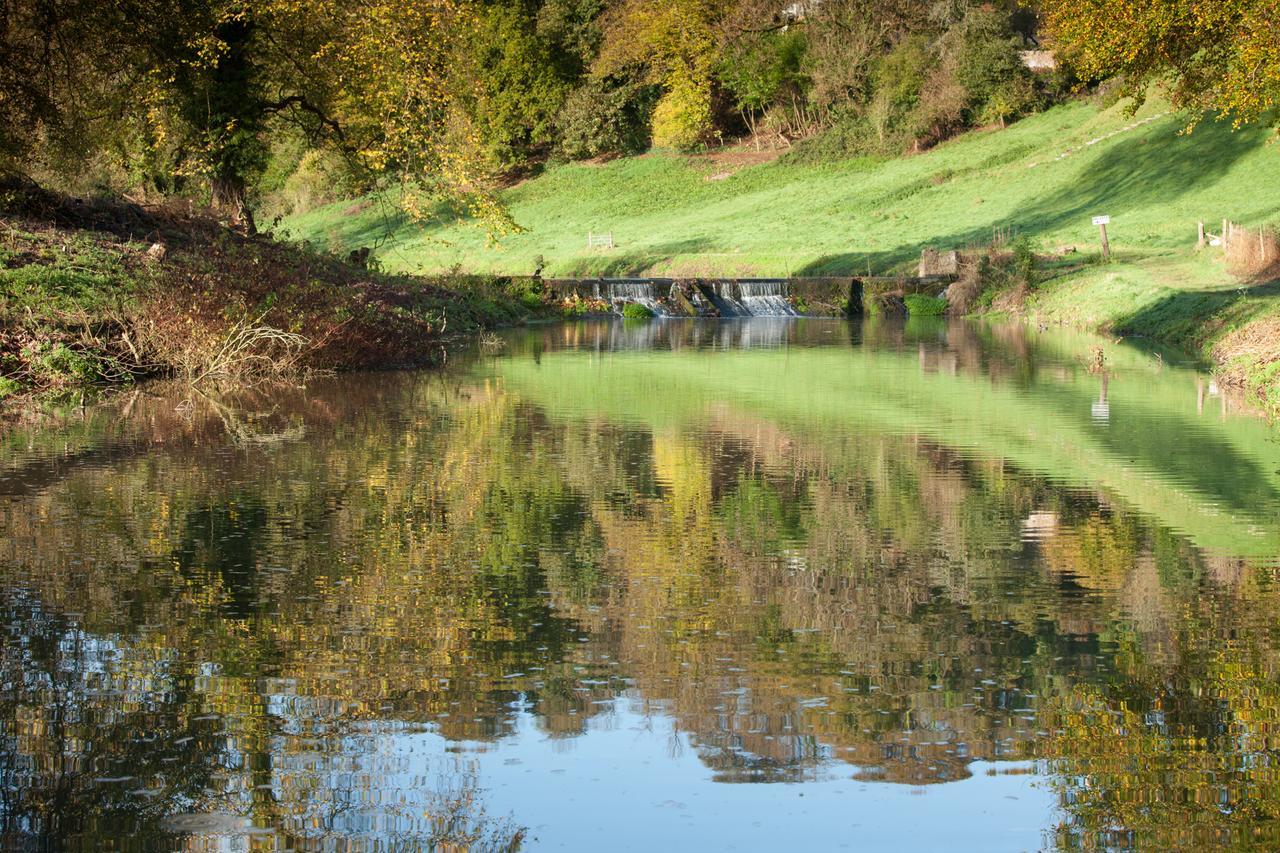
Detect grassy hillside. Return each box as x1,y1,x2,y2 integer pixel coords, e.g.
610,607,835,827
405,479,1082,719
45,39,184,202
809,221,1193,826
283,98,1280,279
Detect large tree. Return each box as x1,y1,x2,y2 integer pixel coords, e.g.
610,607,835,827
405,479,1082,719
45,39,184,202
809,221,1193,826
0,0,147,167
1044,0,1280,126
0,0,504,230
595,0,728,150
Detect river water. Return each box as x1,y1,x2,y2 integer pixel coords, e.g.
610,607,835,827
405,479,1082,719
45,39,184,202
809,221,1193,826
2,318,1278,851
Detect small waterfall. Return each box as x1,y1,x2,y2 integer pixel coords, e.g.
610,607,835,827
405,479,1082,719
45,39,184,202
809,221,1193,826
702,282,746,316
739,281,796,316
701,280,796,317
605,280,673,317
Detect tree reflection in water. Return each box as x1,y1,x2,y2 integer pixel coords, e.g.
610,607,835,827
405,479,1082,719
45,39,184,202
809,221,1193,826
1,318,1278,850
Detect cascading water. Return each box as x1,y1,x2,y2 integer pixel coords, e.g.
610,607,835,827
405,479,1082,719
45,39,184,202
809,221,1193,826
605,280,674,317
701,280,796,317
703,282,746,316
738,281,797,316
585,278,798,318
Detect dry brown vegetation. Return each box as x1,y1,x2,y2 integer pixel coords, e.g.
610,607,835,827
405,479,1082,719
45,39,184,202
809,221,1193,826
0,179,533,404
945,256,984,314
1225,223,1280,281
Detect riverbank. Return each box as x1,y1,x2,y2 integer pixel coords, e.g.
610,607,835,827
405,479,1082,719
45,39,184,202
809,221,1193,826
0,180,566,416
5,178,1276,425
271,87,1280,417
1013,250,1280,416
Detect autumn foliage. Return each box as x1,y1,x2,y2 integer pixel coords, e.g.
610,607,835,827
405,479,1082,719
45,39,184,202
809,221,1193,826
4,0,1277,229
1044,0,1280,126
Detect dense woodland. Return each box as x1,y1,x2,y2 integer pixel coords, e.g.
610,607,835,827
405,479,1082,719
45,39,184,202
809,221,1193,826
1,0,1276,232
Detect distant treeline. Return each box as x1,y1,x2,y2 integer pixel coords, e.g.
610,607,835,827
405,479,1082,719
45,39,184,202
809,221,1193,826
471,0,1068,166
2,0,1274,230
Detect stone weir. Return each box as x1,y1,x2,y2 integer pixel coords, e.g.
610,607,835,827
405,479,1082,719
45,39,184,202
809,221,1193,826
541,277,864,317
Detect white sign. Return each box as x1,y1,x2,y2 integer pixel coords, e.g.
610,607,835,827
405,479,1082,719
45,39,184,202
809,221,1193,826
1092,215,1111,226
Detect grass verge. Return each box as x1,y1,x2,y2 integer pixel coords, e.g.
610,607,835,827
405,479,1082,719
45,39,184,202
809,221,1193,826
1019,251,1280,415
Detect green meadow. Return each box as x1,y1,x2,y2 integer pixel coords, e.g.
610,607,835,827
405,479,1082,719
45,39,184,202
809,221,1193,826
284,98,1280,279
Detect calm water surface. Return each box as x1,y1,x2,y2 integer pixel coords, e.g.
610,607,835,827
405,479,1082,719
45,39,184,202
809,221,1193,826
2,318,1280,851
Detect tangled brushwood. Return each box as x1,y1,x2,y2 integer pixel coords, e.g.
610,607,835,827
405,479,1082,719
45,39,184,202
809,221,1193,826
1225,225,1280,282
0,179,532,405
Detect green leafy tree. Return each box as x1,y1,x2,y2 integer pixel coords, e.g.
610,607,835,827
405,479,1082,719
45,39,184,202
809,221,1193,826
555,77,656,159
537,0,607,74
595,0,727,151
717,27,808,138
950,7,1034,121
462,2,573,170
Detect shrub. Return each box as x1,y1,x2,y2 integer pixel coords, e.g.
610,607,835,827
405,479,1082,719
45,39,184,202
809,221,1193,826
867,37,930,149
556,78,654,160
621,302,654,319
906,62,970,148
651,71,714,151
904,294,947,315
1010,235,1038,285
980,76,1043,128
34,343,100,385
784,108,878,163
256,131,308,208
261,147,363,220
946,257,983,314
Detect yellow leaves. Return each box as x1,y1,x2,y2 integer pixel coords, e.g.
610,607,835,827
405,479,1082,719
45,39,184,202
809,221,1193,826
594,0,722,151
241,0,512,231
1045,0,1280,125
652,70,714,151
596,0,720,83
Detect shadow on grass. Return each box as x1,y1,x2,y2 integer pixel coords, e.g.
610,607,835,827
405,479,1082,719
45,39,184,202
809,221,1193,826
796,116,1278,277
283,193,475,254
1112,278,1280,343
553,238,720,277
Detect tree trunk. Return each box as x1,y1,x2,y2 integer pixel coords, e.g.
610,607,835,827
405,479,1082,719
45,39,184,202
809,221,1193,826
203,16,258,235
211,171,256,234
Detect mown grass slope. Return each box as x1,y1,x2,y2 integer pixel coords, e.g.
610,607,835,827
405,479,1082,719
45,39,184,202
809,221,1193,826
284,98,1280,278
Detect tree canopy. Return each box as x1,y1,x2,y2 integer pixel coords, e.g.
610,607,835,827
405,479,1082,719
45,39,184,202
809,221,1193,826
2,0,503,230
1044,0,1280,126
3,0,1273,229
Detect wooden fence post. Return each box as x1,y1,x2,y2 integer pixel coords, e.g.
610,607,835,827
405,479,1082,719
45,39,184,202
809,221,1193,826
1197,221,1205,249
1223,219,1229,251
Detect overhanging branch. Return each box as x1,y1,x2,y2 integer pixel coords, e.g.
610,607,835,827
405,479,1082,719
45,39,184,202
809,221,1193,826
262,95,346,144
